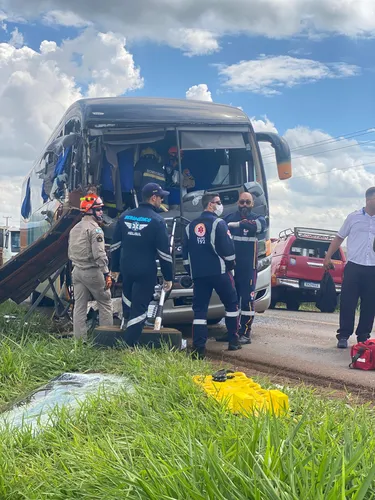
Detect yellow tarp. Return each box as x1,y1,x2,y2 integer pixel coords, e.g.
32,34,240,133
193,372,289,417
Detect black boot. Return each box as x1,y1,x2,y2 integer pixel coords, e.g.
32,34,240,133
228,342,242,351
191,347,206,360
239,332,251,345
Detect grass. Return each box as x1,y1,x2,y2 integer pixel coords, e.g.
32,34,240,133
0,302,375,498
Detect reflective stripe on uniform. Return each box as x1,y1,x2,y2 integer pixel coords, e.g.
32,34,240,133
256,219,262,233
232,236,257,242
143,172,165,181
241,310,255,316
223,254,235,261
157,249,173,263
122,293,131,307
110,241,121,252
127,313,147,328
183,259,189,265
225,310,240,317
211,218,226,274
193,319,207,325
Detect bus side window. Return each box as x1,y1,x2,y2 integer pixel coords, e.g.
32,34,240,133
65,117,81,135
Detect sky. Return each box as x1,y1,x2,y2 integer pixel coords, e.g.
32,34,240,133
0,0,374,236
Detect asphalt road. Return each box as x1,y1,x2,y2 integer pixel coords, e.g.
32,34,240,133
206,308,375,393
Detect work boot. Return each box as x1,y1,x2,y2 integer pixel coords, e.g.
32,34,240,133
228,342,242,351
239,333,251,345
337,338,348,349
215,333,229,342
191,347,206,360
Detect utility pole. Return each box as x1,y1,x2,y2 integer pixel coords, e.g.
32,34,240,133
3,216,11,228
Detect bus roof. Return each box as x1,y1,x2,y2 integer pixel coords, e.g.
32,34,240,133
69,97,251,127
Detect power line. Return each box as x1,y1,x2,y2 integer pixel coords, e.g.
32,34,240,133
261,128,375,160
263,139,375,167
268,161,375,185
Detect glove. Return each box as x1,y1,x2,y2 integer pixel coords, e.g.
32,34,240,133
163,280,173,292
104,274,113,290
111,272,120,282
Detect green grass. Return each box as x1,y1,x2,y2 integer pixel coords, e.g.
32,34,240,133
0,302,375,499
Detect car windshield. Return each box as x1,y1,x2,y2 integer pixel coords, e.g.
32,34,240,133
290,239,342,261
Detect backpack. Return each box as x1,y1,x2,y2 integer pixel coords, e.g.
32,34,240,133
349,340,375,370
315,270,337,313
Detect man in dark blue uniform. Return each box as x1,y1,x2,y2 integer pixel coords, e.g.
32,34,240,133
218,191,266,344
110,183,173,346
182,192,240,359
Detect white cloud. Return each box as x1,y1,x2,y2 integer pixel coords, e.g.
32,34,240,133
43,9,90,27
9,27,24,47
0,28,143,224
165,29,219,56
218,55,360,95
2,0,375,55
254,119,375,236
186,83,213,102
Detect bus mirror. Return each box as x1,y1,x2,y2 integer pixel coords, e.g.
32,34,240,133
256,132,292,180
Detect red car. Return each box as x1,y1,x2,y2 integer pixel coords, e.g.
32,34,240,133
271,227,346,312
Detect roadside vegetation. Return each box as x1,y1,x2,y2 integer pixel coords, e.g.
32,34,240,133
0,301,374,499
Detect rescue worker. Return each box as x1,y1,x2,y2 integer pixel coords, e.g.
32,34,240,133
217,192,266,344
134,147,168,211
182,192,240,359
110,183,173,347
68,193,113,339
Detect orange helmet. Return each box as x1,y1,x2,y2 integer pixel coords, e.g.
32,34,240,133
80,193,104,213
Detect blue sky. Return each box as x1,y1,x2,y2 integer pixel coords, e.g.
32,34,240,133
1,20,373,136
0,1,374,233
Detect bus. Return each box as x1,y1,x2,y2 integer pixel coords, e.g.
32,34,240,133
0,226,20,266
16,97,291,322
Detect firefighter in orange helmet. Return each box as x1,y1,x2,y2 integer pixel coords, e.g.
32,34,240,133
68,193,113,339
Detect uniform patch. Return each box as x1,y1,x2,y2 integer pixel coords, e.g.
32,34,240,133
194,223,206,237
250,291,255,299
96,235,103,242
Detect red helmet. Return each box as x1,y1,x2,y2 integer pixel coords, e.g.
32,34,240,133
80,193,104,213
168,146,183,159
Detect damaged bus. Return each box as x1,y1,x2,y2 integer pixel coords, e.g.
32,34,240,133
2,97,292,322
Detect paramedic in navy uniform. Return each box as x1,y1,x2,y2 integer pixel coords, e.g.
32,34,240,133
219,191,266,344
110,183,173,346
182,192,240,359
324,187,375,349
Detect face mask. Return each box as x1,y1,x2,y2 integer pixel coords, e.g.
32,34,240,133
214,203,224,217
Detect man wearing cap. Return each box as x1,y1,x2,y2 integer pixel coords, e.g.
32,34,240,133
110,183,173,346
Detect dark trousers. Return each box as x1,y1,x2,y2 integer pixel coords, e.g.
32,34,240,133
121,271,156,346
235,269,257,335
337,261,375,341
192,272,239,350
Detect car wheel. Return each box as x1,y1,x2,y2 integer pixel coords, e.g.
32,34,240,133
286,298,300,311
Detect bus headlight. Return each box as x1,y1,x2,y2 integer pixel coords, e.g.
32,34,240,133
257,255,272,273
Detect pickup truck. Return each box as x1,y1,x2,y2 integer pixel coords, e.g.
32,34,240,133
271,227,346,312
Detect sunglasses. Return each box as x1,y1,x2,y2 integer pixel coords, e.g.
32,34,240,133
239,200,252,206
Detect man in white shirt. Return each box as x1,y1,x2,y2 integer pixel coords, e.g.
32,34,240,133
324,187,375,348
